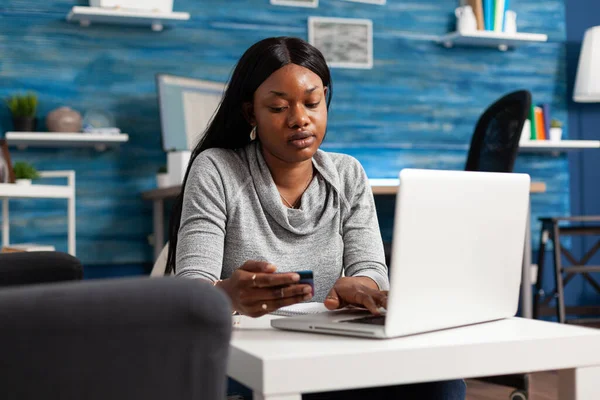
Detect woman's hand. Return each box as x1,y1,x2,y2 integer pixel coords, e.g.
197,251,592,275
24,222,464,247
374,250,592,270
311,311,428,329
324,276,387,315
218,261,313,317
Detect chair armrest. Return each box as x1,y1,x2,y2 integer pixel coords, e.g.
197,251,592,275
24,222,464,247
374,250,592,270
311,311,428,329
0,251,82,286
0,277,232,400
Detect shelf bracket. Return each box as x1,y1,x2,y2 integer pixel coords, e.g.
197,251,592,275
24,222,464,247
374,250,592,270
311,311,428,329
151,21,164,32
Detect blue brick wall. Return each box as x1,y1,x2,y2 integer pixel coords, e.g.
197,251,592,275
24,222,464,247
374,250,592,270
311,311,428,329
0,0,568,269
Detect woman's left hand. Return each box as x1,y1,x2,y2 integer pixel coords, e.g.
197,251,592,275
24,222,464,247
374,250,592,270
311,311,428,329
324,276,388,315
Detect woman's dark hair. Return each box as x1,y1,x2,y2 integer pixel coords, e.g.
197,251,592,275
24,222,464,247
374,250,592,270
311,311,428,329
165,36,333,274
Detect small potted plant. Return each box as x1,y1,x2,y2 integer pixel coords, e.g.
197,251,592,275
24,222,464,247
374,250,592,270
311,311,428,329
549,119,563,142
156,165,169,188
5,92,38,132
13,161,40,185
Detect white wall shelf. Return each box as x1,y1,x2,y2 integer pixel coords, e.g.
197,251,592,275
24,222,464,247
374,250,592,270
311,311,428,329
519,140,600,152
66,6,190,32
5,132,129,151
438,31,548,51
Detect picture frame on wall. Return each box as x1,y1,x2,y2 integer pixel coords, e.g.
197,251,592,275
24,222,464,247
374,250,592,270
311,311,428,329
308,17,373,69
341,0,385,4
0,139,15,184
270,0,318,8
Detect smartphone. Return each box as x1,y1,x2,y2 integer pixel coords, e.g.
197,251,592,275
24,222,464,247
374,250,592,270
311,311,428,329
295,270,314,293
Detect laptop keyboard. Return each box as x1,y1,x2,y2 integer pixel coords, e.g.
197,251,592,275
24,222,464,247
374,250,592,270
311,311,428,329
340,315,386,325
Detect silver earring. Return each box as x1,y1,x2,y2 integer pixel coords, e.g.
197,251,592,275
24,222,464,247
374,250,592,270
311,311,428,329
250,126,257,141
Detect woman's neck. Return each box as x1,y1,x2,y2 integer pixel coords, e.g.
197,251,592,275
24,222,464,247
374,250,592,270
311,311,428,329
261,145,314,189
260,145,314,208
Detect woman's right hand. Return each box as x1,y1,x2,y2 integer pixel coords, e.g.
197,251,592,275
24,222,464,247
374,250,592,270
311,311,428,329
219,261,313,317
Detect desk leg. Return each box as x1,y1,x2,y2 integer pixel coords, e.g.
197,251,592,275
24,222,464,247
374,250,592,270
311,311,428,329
520,202,533,318
68,194,76,256
254,393,301,400
2,198,8,247
558,366,600,399
153,199,164,261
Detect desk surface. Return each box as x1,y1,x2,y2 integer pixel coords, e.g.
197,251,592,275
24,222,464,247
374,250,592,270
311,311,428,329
229,315,600,396
143,179,547,200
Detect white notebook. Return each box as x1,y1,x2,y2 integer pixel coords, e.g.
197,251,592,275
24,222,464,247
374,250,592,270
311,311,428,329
270,302,329,317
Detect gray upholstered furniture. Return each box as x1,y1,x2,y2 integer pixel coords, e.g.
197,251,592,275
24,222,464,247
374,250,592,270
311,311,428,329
0,260,232,400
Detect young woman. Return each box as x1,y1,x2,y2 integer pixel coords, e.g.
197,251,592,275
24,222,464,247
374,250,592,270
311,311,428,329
167,36,466,400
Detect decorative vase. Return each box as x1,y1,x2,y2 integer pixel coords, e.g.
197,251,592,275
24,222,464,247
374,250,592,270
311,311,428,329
156,173,169,188
46,107,83,133
549,127,563,142
15,179,32,185
12,116,37,132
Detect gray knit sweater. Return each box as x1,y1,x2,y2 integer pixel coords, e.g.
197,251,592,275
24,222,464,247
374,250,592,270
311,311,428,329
176,141,389,302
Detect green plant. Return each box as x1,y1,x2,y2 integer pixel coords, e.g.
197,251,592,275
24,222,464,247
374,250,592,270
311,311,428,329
550,119,563,128
5,92,38,118
13,161,40,180
157,165,167,174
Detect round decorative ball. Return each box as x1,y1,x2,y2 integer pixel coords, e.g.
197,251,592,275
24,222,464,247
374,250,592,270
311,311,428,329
46,107,83,133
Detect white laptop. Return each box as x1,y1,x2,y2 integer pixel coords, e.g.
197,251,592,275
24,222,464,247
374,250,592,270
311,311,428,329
271,168,531,339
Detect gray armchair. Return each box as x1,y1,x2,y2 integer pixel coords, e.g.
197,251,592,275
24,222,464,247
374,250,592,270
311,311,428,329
0,258,232,400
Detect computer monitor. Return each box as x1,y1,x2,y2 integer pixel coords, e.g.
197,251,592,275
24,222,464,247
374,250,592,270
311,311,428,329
156,74,226,152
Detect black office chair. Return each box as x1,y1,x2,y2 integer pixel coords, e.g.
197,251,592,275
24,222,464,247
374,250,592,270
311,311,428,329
466,90,532,400
0,251,83,286
465,90,531,173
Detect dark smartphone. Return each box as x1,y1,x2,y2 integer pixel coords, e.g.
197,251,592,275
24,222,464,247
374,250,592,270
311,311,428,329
295,270,314,293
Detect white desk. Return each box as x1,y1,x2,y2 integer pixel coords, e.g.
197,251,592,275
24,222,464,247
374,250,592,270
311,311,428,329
0,171,76,256
229,315,600,400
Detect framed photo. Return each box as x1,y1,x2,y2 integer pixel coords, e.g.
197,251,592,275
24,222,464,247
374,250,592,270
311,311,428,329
0,139,15,184
342,0,385,4
308,17,373,69
270,0,318,8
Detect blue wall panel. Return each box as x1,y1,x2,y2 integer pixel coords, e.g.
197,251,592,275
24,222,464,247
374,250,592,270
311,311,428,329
0,0,568,268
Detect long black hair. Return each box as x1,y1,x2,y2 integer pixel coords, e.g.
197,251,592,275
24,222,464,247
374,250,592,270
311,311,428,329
165,36,333,274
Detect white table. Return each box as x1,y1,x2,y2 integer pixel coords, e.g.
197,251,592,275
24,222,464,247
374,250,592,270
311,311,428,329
0,171,76,256
229,315,600,400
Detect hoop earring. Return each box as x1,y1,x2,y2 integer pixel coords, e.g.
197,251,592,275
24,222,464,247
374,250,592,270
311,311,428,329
250,126,257,141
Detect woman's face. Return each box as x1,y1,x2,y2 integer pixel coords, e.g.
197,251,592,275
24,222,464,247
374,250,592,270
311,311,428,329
249,63,328,164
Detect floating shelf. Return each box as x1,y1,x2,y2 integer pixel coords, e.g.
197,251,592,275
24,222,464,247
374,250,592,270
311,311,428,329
66,6,190,31
0,183,73,199
519,140,600,152
5,132,129,151
438,31,548,51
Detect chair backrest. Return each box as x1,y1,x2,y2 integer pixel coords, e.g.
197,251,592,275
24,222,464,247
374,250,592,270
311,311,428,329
0,277,232,400
0,251,82,286
465,90,531,173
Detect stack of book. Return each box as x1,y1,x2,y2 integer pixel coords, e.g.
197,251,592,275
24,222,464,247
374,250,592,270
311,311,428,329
522,103,553,141
464,0,511,32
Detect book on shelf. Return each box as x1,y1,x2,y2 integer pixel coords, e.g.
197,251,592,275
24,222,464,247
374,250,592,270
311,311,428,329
534,106,546,140
494,0,505,32
467,0,485,30
483,0,494,31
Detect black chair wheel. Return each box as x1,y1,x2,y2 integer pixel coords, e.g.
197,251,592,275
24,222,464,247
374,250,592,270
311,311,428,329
510,389,528,400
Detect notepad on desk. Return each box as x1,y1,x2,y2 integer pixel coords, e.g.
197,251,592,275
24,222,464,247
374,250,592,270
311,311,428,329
270,302,329,317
